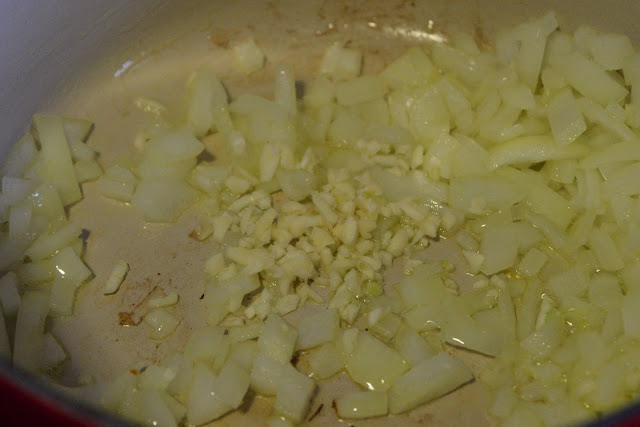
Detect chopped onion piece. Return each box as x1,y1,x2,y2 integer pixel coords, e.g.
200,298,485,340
335,75,386,106
212,360,250,408
307,342,344,379
74,159,103,183
590,33,634,70
550,51,628,106
2,177,34,205
62,117,94,142
0,271,21,316
33,115,82,206
97,166,137,202
320,42,362,81
13,291,49,372
547,89,586,145
394,326,436,366
148,293,179,308
345,332,408,391
103,260,129,295
25,221,82,261
276,169,318,202
488,136,588,170
441,310,504,357
258,314,297,364
49,247,92,316
335,391,388,419
517,248,549,277
381,46,435,89
250,352,293,396
187,363,232,425
8,204,32,238
295,309,339,350
138,365,177,392
274,366,316,423
589,227,624,271
232,38,265,74
229,340,259,372
0,133,37,178
0,304,10,360
131,178,198,222
388,353,473,414
144,308,180,340
121,389,178,427
187,70,233,138
17,259,54,286
144,130,204,163
42,332,67,368
183,326,229,368
29,184,65,227
274,63,297,116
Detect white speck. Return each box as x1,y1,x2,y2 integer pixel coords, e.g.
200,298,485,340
114,60,134,78
382,25,447,43
451,337,465,346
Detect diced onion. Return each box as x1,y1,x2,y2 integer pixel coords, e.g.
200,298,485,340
232,38,265,75
0,272,21,317
143,308,179,341
388,353,473,414
42,332,67,368
335,390,388,419
0,304,10,360
186,363,232,425
103,260,129,295
148,293,179,308
13,291,49,372
273,366,316,424
33,115,82,206
49,247,92,316
345,332,408,391
258,314,297,364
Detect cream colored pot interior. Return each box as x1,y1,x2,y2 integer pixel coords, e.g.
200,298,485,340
3,0,640,425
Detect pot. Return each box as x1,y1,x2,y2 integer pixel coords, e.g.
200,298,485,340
2,1,640,425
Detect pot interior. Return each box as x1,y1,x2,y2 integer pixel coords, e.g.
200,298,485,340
4,0,640,425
